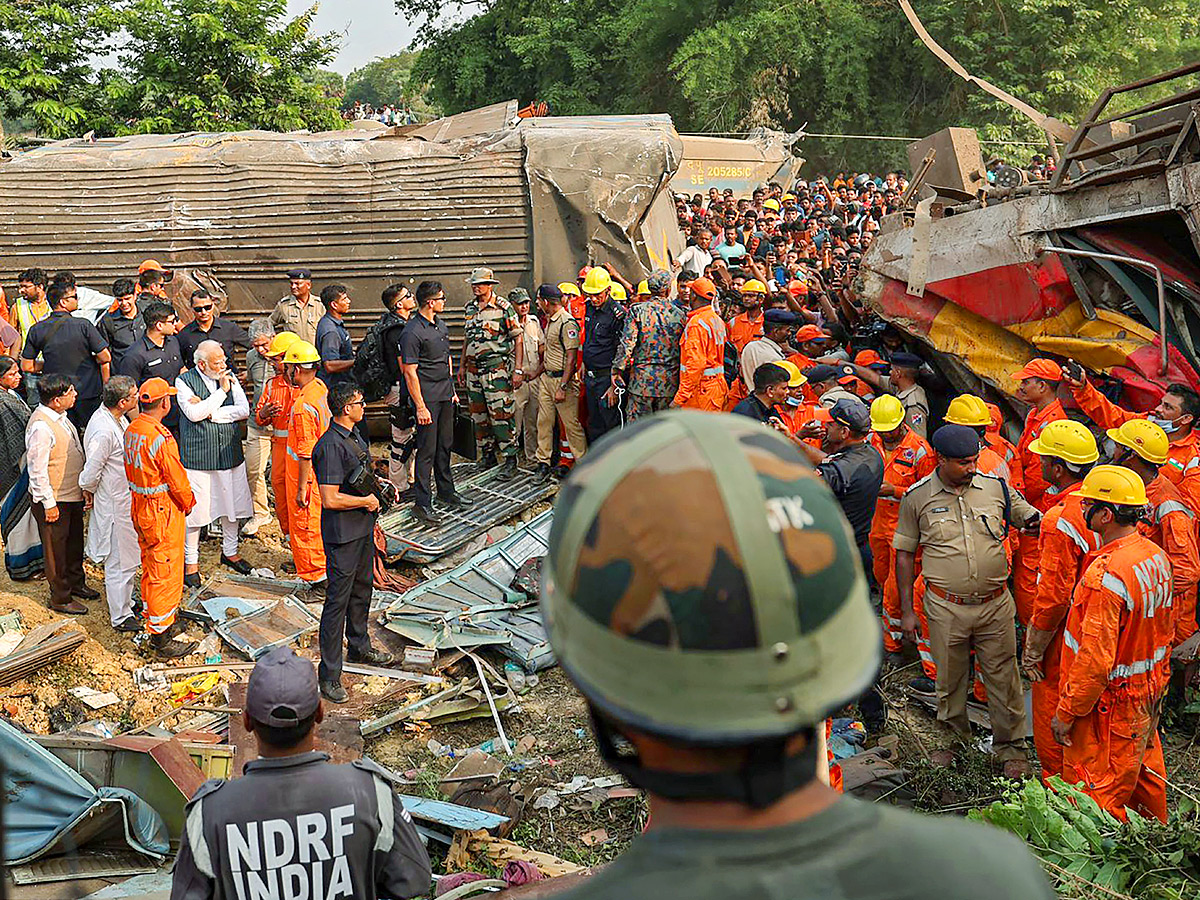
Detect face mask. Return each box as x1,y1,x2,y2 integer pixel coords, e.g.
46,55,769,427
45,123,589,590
1150,416,1179,434
786,396,801,407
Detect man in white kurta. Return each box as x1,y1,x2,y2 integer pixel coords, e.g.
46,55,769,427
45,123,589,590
176,340,253,587
80,376,142,631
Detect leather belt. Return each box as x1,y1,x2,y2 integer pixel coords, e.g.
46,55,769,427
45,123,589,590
546,369,565,378
585,367,612,378
925,583,1006,606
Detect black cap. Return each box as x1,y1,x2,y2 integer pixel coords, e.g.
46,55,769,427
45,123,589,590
890,352,923,369
245,647,319,728
763,309,799,326
536,283,563,301
287,268,312,280
932,424,982,458
805,364,841,383
829,397,871,432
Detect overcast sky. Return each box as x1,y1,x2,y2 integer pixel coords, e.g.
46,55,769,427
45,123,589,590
289,0,420,74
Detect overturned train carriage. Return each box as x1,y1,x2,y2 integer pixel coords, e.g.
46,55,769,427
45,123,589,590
859,64,1200,414
0,100,686,351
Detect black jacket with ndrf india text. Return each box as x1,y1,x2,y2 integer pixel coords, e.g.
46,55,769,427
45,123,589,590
170,751,431,900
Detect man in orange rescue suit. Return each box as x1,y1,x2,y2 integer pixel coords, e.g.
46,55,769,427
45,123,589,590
1052,465,1174,822
254,331,298,544
123,377,196,658
672,277,728,411
1011,358,1068,625
1061,361,1200,514
284,340,331,583
868,393,934,661
1106,418,1200,645
1020,420,1100,781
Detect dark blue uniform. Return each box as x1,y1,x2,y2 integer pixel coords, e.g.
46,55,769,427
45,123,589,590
22,311,109,429
313,421,376,684
118,334,184,433
731,393,779,424
582,299,626,442
400,313,455,511
176,317,250,372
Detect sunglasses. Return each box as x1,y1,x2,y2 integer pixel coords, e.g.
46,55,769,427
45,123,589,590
193,304,214,313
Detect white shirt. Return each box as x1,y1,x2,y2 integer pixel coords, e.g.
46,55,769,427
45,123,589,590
740,337,785,389
678,245,713,278
80,405,131,560
25,405,80,507
175,368,250,424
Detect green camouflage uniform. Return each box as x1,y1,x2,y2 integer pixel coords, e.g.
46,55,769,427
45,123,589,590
463,293,521,459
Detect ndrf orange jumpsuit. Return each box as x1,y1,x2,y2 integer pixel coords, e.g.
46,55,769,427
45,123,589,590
1058,532,1173,822
672,306,728,411
984,404,1024,495
1142,475,1200,645
869,429,934,653
722,312,763,411
1029,487,1100,780
1014,398,1068,624
123,414,194,635
1072,379,1200,506
255,373,295,538
285,378,330,582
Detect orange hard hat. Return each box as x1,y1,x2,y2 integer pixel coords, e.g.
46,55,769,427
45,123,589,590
1012,358,1062,382
787,279,809,297
139,377,176,403
690,277,717,301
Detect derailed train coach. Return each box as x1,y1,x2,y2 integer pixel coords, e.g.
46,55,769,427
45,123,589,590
0,100,688,354
858,64,1200,420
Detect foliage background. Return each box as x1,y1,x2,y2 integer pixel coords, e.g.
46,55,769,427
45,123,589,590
2,0,1200,172
397,0,1200,171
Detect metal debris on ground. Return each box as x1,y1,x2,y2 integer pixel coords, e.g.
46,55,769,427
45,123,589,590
0,619,86,687
359,677,516,737
381,510,555,672
378,464,557,563
181,572,318,623
214,596,320,659
2,718,169,866
7,850,159,885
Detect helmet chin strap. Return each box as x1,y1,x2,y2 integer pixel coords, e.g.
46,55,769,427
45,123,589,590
588,707,820,810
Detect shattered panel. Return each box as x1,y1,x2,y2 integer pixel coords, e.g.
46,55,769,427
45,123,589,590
214,597,320,659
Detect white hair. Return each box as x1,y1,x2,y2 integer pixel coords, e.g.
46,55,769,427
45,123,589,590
194,340,225,369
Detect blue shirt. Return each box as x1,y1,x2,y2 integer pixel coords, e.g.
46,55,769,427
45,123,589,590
316,313,354,387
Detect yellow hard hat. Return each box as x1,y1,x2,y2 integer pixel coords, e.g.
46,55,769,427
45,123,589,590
742,279,767,295
870,394,906,432
775,359,807,388
610,283,627,301
266,331,300,358
1107,419,1170,465
636,280,650,296
763,198,781,212
558,282,581,297
1076,464,1149,507
944,394,991,427
283,340,321,365
582,267,612,295
1028,419,1099,465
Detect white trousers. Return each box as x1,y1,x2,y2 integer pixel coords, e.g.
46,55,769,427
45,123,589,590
103,516,140,625
185,517,239,565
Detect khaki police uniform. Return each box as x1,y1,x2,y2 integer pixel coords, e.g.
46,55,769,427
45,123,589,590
269,294,326,346
893,470,1038,759
536,307,587,464
879,375,930,439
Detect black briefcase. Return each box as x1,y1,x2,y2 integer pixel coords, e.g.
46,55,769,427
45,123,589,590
452,405,477,460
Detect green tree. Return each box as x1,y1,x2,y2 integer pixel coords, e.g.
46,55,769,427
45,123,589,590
0,0,119,138
396,0,1200,173
308,68,345,100
100,0,343,135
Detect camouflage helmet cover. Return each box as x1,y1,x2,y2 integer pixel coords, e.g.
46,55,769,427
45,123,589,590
542,410,880,745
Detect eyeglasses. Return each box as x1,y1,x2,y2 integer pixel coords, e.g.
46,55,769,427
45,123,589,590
347,400,365,407
192,305,213,313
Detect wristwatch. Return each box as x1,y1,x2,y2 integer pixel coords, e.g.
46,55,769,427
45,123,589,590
515,368,524,375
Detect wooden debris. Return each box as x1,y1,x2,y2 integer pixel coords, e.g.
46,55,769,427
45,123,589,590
0,626,85,687
447,830,583,878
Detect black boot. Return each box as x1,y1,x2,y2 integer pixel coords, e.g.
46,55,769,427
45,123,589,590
496,457,518,481
534,463,551,484
476,451,498,473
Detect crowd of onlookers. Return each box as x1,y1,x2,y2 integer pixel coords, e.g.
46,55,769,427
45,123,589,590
343,102,422,126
